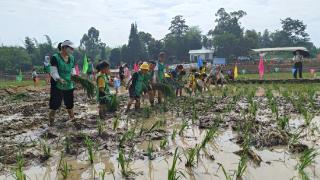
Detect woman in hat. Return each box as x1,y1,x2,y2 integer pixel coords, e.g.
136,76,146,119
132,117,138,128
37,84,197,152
48,40,77,126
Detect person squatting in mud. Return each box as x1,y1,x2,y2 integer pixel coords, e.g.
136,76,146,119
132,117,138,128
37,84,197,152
142,61,157,106
126,62,149,112
170,64,186,97
48,40,77,126
96,61,113,119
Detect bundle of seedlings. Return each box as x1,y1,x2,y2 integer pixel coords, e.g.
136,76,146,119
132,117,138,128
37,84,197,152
106,94,119,112
152,82,175,98
71,75,95,98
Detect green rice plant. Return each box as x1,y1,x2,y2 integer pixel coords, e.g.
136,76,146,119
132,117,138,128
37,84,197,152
99,169,106,180
119,129,136,147
266,88,273,102
171,129,177,140
200,127,217,149
14,151,26,180
301,109,314,126
107,94,119,112
97,119,105,136
64,136,71,154
147,140,154,160
41,141,51,158
168,148,185,180
84,136,95,164
248,100,258,117
58,154,71,180
289,129,303,146
235,155,248,179
270,99,279,119
153,83,175,98
160,139,168,150
117,150,134,177
71,76,95,98
184,144,200,167
147,121,160,133
277,116,289,130
217,163,232,180
112,116,120,131
178,121,188,136
297,148,318,180
142,106,152,118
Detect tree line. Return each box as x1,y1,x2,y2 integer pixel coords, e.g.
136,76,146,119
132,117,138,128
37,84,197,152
0,8,319,74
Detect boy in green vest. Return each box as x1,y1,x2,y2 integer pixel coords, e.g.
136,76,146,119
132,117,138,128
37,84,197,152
96,61,112,119
126,62,149,112
156,52,166,103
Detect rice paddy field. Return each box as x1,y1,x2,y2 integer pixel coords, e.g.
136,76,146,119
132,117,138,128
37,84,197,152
0,80,320,180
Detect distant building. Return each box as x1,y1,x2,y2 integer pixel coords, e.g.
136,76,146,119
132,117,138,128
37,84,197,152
189,48,215,62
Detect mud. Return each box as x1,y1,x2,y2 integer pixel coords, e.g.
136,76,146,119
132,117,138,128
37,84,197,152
0,84,320,180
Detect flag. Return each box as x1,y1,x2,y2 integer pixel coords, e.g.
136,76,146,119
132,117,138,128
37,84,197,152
82,54,88,74
234,65,238,79
75,64,80,76
16,69,23,82
258,54,265,80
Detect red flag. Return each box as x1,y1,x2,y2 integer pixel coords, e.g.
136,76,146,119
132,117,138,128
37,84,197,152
258,54,265,80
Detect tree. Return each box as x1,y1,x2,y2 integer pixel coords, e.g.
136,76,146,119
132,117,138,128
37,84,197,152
0,47,32,73
242,30,259,54
259,29,272,48
127,23,146,64
109,48,121,67
24,37,36,54
281,17,309,44
168,15,189,38
80,27,102,61
208,8,247,59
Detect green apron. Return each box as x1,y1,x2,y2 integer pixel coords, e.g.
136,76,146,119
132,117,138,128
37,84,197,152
135,72,145,96
53,53,74,90
157,62,165,82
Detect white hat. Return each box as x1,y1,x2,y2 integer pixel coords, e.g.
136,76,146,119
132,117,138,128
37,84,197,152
61,40,75,49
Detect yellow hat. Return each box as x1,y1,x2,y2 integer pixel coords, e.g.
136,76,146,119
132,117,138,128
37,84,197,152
165,73,171,78
140,62,149,70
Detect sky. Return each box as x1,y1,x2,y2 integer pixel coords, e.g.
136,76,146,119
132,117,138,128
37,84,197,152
0,0,320,48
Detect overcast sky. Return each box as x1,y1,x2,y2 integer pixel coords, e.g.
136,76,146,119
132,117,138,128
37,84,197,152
1,0,319,47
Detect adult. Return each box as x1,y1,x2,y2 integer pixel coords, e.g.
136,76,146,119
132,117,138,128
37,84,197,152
48,40,77,126
293,50,303,79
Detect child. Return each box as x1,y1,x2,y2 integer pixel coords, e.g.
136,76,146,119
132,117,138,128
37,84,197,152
96,61,112,119
32,68,38,87
126,62,149,112
114,76,121,94
188,68,197,95
171,65,185,97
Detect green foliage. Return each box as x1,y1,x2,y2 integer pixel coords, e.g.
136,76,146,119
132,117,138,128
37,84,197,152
277,116,289,130
97,119,105,136
117,150,134,177
168,148,185,180
71,76,95,98
147,140,154,160
160,139,168,150
184,144,200,167
14,151,26,180
84,136,95,164
200,127,217,149
112,116,120,131
80,27,104,61
0,47,32,73
297,148,318,180
58,156,71,179
236,155,248,179
178,121,188,136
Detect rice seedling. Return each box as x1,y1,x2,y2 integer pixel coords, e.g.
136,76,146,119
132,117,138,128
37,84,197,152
99,169,106,180
160,139,168,150
112,116,120,131
297,148,318,180
117,150,134,177
41,141,51,159
184,144,200,167
64,136,71,154
289,129,303,146
301,109,314,126
235,154,248,179
58,154,71,179
84,136,95,164
71,76,95,98
14,151,26,180
142,106,152,118
277,116,289,130
107,94,119,112
119,128,136,147
147,121,160,133
97,119,105,136
200,127,217,149
217,163,232,180
171,129,177,140
168,148,185,180
248,100,258,117
147,140,154,160
178,121,188,136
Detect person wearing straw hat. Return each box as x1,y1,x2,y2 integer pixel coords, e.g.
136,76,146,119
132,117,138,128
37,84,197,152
126,62,149,112
48,40,77,126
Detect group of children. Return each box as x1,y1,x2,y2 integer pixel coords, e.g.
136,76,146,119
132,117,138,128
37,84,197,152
95,52,234,119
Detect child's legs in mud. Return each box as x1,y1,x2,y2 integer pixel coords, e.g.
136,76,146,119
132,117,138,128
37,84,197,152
126,98,135,111
157,90,163,103
148,90,155,106
135,97,141,109
98,104,107,119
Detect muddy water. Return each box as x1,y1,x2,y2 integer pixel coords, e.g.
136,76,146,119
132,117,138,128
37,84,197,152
1,88,320,180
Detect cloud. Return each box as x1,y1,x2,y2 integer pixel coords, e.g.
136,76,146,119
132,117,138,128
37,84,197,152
0,0,319,47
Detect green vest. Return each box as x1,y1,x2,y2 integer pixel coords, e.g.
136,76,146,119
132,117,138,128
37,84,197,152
96,73,111,100
157,62,165,82
134,72,145,96
44,65,50,73
53,53,75,90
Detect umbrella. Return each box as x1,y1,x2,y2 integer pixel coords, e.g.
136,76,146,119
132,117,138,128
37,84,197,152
293,50,310,58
